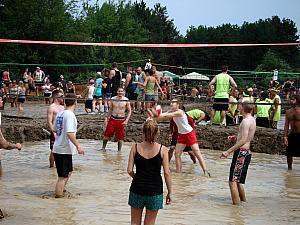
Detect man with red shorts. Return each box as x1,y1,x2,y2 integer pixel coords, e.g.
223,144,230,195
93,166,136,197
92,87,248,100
169,105,196,163
102,87,132,151
154,99,210,175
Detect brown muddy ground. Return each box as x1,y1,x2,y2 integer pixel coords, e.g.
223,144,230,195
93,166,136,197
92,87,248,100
0,101,285,154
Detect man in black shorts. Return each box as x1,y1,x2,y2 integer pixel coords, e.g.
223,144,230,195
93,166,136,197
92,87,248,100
209,66,237,127
220,101,256,205
52,93,84,198
284,94,300,170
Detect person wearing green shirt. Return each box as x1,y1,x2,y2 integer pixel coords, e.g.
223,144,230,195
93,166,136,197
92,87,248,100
186,109,205,125
269,89,281,129
226,89,238,125
212,111,222,125
255,91,271,128
209,65,237,127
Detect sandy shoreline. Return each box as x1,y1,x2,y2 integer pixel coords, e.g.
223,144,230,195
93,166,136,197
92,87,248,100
0,102,285,155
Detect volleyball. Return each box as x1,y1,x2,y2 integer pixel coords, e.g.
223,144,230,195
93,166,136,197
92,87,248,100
152,105,162,117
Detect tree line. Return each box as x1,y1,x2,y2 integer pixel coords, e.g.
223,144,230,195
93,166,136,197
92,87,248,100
0,0,299,82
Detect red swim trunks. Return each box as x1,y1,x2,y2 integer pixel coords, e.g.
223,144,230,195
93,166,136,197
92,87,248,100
104,116,125,140
177,130,198,146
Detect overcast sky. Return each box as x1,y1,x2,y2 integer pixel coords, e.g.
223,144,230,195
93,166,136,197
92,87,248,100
95,0,299,35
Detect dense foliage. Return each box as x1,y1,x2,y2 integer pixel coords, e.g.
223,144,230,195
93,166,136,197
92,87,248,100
0,0,299,82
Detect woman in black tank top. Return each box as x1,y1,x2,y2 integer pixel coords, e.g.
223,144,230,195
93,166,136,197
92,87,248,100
127,119,172,225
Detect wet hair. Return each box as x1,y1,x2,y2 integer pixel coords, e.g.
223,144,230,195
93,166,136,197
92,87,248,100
145,69,154,76
52,89,63,98
291,94,300,106
242,100,253,113
143,119,159,143
221,65,228,72
65,93,76,107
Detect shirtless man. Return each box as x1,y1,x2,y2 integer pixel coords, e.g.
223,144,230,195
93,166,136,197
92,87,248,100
284,94,300,170
102,87,132,151
152,99,210,176
220,100,256,205
47,89,64,167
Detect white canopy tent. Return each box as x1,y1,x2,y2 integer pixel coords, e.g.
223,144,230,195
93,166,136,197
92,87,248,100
180,72,210,81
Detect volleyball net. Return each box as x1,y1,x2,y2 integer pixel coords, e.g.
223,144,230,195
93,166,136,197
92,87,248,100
0,38,299,107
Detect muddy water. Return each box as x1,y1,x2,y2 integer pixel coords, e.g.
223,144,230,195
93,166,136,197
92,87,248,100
0,140,300,225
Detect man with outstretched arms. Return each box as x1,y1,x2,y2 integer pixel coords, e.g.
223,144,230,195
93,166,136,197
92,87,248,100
152,99,210,176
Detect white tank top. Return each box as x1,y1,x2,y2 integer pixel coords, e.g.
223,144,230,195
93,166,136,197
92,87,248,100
173,112,193,134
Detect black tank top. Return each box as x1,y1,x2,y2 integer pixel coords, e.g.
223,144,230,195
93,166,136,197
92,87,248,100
130,144,163,196
112,70,121,86
67,87,75,93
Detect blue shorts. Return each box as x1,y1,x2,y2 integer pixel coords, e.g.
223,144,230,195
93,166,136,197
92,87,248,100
103,93,112,99
128,192,163,210
145,95,155,101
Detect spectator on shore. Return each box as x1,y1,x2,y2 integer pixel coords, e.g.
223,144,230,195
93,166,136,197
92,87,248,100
66,81,76,94
9,80,18,108
84,79,95,113
23,68,29,94
103,71,114,113
27,72,36,95
255,91,271,128
112,63,122,97
269,89,281,129
42,79,53,104
2,69,10,86
209,65,237,127
58,75,67,93
93,73,103,113
17,81,26,114
33,67,45,96
226,89,239,126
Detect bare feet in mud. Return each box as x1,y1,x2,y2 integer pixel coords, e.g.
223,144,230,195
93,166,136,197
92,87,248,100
41,190,75,199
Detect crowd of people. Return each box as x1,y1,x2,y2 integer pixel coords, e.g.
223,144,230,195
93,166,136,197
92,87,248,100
1,63,300,224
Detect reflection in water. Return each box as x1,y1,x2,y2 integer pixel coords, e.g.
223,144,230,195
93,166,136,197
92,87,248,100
0,140,300,225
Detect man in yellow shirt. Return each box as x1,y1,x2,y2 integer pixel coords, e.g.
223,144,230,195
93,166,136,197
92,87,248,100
209,66,237,127
255,91,271,128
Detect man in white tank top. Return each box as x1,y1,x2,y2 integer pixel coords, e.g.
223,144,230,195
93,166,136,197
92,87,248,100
152,99,210,175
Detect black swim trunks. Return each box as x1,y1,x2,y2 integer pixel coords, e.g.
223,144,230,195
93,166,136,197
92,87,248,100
85,99,93,110
226,114,235,126
213,98,229,111
286,133,300,157
50,131,55,150
53,153,73,178
229,148,251,184
256,117,270,128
